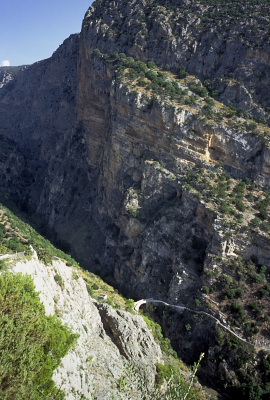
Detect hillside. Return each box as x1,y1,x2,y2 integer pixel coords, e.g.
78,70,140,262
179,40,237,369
0,201,206,399
0,0,270,398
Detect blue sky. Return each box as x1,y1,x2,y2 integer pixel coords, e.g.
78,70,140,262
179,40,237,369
0,0,92,66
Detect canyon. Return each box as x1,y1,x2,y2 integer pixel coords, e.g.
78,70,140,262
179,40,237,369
1,0,270,398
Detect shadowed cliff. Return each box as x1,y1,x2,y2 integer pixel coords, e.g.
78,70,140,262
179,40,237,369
0,1,270,398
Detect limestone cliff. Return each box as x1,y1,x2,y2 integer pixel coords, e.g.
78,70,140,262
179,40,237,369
5,250,161,400
0,0,270,398
82,0,270,122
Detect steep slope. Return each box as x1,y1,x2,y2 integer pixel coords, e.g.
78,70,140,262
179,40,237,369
0,0,270,398
0,202,206,400
83,0,270,122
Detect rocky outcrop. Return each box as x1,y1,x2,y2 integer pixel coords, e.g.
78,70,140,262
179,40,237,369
0,66,27,89
8,250,162,400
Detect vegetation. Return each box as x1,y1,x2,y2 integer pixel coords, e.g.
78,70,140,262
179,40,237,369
0,272,78,400
140,310,206,399
0,201,78,266
93,49,270,394
214,329,270,399
0,198,136,314
183,166,270,332
93,49,270,143
93,49,207,106
79,267,136,312
116,356,206,400
184,166,270,233
0,198,207,399
151,0,270,30
2,2,270,398
204,256,270,337
143,312,179,358
153,355,206,400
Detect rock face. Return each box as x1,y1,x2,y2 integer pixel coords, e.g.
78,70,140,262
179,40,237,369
9,250,162,400
82,0,270,122
0,66,27,89
0,0,270,397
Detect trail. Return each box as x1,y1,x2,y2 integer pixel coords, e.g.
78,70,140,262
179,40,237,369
134,298,270,351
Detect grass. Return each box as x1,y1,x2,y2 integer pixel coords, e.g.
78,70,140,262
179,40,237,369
74,267,136,312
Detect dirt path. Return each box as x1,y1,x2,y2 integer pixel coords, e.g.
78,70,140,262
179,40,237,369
134,298,270,351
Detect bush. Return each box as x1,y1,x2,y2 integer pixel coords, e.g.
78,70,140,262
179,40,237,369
145,69,158,81
203,105,214,117
0,259,8,271
185,94,197,105
54,274,64,288
0,272,78,400
205,97,215,106
220,203,231,214
202,285,210,294
259,209,268,220
178,67,188,79
147,61,157,69
234,198,246,212
250,217,261,227
92,283,99,290
156,363,176,386
189,84,208,98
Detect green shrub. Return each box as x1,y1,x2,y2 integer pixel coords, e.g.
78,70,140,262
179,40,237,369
178,67,188,79
205,97,215,106
220,203,231,214
54,274,64,288
221,274,232,288
92,283,99,290
259,209,268,220
189,84,208,98
147,61,157,69
156,363,176,386
0,259,8,271
250,217,261,227
125,298,135,312
234,198,246,212
0,272,78,400
146,69,158,81
203,105,214,117
201,285,210,294
185,94,197,105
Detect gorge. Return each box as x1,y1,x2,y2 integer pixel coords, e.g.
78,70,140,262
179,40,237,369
1,1,270,399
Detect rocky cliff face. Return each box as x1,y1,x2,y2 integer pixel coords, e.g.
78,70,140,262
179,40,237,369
82,0,270,122
0,0,270,397
7,250,161,400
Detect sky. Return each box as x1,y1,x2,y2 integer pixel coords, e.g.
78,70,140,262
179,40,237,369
0,0,92,66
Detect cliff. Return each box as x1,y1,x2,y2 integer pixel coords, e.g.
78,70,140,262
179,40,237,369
0,0,270,398
0,203,206,399
8,253,161,400
82,0,270,122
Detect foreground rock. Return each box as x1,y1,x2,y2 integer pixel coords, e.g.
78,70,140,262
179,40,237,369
9,250,162,400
